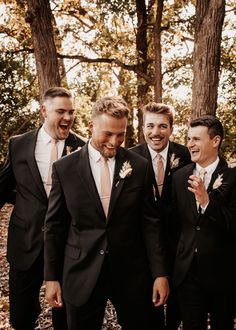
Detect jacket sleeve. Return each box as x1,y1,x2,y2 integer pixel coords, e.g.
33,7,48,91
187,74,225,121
0,140,16,208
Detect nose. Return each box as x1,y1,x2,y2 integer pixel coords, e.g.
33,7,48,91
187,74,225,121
63,111,72,121
151,125,161,136
109,135,119,146
187,138,194,148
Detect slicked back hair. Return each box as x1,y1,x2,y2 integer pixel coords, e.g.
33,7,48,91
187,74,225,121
92,96,129,119
142,102,174,127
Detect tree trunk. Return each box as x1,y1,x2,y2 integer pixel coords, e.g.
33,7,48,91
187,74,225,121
191,0,225,118
135,0,149,143
153,0,163,102
25,0,61,101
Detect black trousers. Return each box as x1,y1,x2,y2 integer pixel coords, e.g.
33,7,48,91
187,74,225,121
65,256,164,330
165,288,181,330
177,255,235,330
9,250,67,330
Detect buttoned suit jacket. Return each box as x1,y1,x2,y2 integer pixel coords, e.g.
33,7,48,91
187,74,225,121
131,141,191,267
44,144,169,307
0,128,85,270
172,158,236,292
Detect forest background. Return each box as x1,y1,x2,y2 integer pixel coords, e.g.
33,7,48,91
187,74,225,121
0,0,235,167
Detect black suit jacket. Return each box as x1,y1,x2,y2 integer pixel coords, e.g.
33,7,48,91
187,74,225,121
44,144,169,306
172,158,236,292
0,128,85,270
131,142,191,266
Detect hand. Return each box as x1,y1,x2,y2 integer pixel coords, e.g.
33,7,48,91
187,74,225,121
188,174,209,208
152,276,169,307
45,281,63,308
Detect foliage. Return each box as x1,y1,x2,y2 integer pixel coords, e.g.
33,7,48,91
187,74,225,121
0,0,235,164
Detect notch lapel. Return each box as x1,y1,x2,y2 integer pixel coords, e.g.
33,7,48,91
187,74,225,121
26,129,47,200
107,148,127,220
77,144,105,219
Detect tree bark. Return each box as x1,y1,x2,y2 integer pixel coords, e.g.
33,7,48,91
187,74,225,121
191,0,225,118
153,0,164,102
135,0,149,143
25,0,61,101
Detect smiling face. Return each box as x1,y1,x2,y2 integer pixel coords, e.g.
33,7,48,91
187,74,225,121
187,125,220,167
143,112,173,152
89,113,127,158
41,96,75,140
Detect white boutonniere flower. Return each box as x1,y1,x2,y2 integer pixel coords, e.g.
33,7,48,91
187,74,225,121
116,161,133,187
170,153,180,170
168,153,180,175
227,158,236,168
66,146,82,155
212,174,223,190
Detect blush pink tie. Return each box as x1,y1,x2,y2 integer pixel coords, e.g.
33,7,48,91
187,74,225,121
100,156,111,217
157,153,164,196
45,138,58,197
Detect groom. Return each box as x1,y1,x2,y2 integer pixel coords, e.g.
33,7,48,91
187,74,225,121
44,96,169,330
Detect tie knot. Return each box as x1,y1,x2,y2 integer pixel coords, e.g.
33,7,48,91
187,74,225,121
199,168,207,181
156,153,162,161
51,138,58,145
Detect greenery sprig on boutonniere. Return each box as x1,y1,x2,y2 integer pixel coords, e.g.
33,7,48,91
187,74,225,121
66,146,82,155
115,161,133,187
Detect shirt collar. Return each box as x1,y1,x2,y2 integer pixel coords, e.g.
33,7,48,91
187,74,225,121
88,139,115,163
196,156,220,177
147,142,169,162
39,124,66,145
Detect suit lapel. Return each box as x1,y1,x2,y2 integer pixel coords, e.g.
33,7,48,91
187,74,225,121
77,144,105,219
184,163,199,219
26,129,47,199
207,157,228,193
107,148,127,220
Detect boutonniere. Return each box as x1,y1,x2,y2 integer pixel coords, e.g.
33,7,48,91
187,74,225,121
66,146,82,155
228,158,236,168
212,173,223,190
170,153,180,170
115,161,133,187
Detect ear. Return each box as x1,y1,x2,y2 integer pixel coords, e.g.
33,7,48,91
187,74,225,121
41,105,47,119
170,126,174,135
88,120,93,132
212,135,221,148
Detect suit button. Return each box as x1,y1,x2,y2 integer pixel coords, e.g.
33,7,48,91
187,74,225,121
100,250,105,255
41,226,45,232
196,226,200,231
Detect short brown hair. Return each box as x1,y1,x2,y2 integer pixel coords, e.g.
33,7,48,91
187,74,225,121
42,87,73,103
92,96,129,119
190,115,224,148
142,102,174,127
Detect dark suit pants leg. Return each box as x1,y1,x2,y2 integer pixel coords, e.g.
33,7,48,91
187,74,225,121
112,295,165,330
9,255,44,330
52,305,68,330
177,257,235,330
65,257,110,330
165,289,181,330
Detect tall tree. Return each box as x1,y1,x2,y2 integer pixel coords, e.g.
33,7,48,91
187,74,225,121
25,0,61,99
191,0,225,118
153,0,164,102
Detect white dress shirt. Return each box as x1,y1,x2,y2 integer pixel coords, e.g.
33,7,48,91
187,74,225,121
148,142,169,183
88,140,115,195
194,157,220,189
35,125,65,190
194,157,220,212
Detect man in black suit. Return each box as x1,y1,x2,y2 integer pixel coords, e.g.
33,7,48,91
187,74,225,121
0,87,85,330
172,115,236,329
44,96,169,330
131,102,191,329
